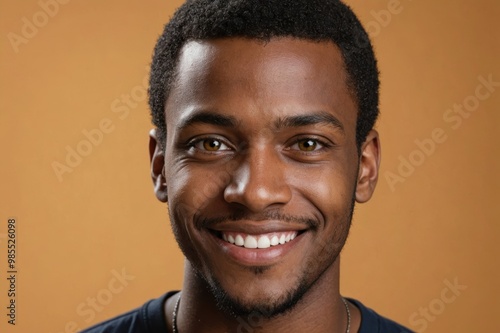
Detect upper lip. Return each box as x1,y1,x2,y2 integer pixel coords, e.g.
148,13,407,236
207,220,309,235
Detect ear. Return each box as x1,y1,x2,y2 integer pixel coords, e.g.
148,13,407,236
355,130,381,203
149,129,168,202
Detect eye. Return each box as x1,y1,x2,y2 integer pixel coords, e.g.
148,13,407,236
191,138,231,152
290,138,326,152
297,139,319,151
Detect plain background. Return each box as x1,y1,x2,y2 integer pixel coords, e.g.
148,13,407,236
1,0,499,332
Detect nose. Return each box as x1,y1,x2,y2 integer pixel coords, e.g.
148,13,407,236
224,146,292,212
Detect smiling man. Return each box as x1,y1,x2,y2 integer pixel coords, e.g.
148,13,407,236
82,0,413,332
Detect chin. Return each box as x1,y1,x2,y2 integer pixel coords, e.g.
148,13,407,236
210,274,310,319
202,269,312,319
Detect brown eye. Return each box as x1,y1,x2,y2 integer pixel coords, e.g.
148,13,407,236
297,139,318,151
188,137,232,156
203,139,222,151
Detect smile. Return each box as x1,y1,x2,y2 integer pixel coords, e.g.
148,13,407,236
206,223,309,266
221,231,298,249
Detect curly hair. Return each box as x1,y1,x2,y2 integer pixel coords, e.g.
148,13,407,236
149,0,379,150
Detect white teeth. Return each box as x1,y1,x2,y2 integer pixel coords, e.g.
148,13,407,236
235,235,244,246
279,234,286,244
244,235,258,249
257,236,271,249
221,232,299,248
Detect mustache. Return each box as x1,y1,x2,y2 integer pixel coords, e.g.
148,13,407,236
195,210,319,231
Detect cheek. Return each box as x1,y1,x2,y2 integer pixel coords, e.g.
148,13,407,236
165,165,201,251
167,167,195,216
166,163,232,254
167,170,213,273
167,164,227,216
293,163,357,216
166,148,242,221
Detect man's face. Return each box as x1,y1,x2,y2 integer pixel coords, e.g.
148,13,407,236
152,37,378,316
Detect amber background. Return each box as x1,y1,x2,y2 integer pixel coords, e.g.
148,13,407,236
1,0,499,332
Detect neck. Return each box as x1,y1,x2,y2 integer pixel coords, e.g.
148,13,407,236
170,258,357,333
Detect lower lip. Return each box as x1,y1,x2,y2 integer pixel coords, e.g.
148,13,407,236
208,231,307,266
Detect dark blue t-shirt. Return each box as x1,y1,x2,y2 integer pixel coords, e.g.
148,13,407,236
81,291,413,332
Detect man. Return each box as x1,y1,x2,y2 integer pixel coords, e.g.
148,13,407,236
83,0,413,332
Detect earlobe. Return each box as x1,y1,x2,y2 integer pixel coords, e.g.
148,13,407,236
355,130,381,203
149,129,168,203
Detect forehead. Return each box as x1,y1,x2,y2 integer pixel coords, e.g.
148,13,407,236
166,37,357,134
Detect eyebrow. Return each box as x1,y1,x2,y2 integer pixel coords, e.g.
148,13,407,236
176,111,238,131
274,112,344,132
175,110,344,133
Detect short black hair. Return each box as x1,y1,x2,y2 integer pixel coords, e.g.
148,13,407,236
149,0,379,150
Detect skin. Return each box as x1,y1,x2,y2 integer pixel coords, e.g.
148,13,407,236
149,37,380,332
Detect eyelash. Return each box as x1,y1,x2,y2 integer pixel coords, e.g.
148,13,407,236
288,137,333,153
186,137,233,153
185,136,333,154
